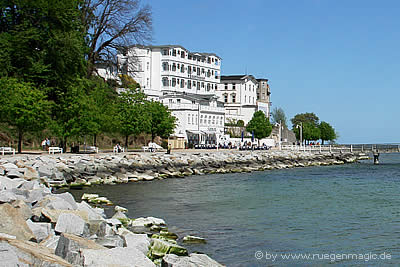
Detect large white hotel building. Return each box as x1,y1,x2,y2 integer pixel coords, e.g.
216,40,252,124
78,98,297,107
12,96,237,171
117,45,226,146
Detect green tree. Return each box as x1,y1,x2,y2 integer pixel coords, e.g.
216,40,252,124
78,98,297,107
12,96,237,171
291,112,319,128
245,111,273,144
116,86,149,148
0,78,51,153
319,121,336,144
271,107,287,128
145,101,177,142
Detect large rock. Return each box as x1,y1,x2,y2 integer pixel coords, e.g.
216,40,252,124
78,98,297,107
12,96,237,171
149,239,188,259
123,233,151,254
55,192,78,210
0,190,17,203
55,233,106,265
0,177,25,190
23,167,39,180
11,199,33,220
40,234,60,251
162,253,224,267
6,169,23,179
41,208,89,223
81,247,155,267
0,203,35,241
26,220,53,243
0,235,72,267
95,235,125,248
55,213,90,237
77,201,105,220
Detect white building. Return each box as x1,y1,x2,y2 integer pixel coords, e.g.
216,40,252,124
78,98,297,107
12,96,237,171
216,75,258,124
116,45,223,144
161,91,225,146
118,45,221,101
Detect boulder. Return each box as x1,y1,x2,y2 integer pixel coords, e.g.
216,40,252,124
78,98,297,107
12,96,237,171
123,233,151,254
162,253,224,267
95,235,125,248
182,235,207,244
55,213,90,237
11,200,33,220
0,203,35,241
41,208,89,223
114,205,128,213
55,233,106,265
149,239,188,259
37,165,53,177
0,235,72,267
112,210,128,220
0,190,17,203
1,162,18,170
26,220,53,243
76,201,105,220
40,234,60,251
55,192,78,210
88,220,107,237
81,247,155,267
23,167,39,180
0,176,25,190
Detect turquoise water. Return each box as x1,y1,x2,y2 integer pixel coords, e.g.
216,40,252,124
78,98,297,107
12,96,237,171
69,153,400,266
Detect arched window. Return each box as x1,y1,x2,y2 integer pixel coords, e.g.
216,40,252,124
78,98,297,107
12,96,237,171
162,78,169,87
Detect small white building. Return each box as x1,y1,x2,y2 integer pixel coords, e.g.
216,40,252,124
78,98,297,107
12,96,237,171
216,75,258,125
161,91,225,146
256,78,271,119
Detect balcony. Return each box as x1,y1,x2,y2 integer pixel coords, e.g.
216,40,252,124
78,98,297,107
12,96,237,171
166,103,198,111
199,105,225,113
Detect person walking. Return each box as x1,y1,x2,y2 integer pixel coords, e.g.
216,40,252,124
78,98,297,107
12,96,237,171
41,139,46,151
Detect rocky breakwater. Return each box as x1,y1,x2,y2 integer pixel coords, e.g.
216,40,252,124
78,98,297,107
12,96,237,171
0,151,358,187
0,177,223,266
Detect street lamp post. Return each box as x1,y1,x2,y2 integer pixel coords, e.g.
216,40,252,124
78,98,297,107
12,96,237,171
296,122,303,147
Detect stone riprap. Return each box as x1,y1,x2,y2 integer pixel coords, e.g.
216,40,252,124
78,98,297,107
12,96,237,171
0,177,223,266
0,151,358,188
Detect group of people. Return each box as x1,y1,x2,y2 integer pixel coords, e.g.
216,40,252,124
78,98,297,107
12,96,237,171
41,138,51,151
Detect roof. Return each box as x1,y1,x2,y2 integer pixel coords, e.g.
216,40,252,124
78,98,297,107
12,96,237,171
220,75,258,83
128,44,221,59
256,78,269,82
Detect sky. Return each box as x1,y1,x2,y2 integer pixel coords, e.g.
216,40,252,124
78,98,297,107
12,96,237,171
143,0,400,144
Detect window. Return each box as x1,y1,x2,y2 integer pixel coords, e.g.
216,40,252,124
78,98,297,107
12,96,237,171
172,49,177,56
197,68,200,75
245,95,247,102
181,51,185,58
195,115,198,125
188,66,192,73
162,49,168,55
224,94,228,103
169,99,173,104
224,83,228,90
232,94,236,103
172,78,176,87
232,84,236,90
162,62,168,71
147,78,149,87
201,82,204,88
147,62,149,71
162,78,169,87
188,114,191,124
244,84,246,91
180,79,184,88
206,83,210,91
177,99,181,104
200,115,203,124
172,63,176,71
188,80,191,89
181,64,185,73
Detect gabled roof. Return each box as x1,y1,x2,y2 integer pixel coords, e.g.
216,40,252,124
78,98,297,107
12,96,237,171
221,75,258,83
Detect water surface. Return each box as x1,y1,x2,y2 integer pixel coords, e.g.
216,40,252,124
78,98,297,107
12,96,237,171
69,153,400,266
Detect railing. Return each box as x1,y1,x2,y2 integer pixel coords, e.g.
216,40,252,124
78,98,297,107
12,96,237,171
166,103,198,110
199,105,225,113
281,144,400,154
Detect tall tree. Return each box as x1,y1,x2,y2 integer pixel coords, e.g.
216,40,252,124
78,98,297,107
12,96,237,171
319,121,336,144
145,101,177,142
116,86,149,148
271,107,287,128
291,112,319,128
82,0,152,77
0,78,51,153
246,111,273,144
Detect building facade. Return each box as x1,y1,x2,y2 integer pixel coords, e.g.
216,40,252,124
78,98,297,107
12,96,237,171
216,75,258,125
117,45,223,144
161,91,225,146
118,45,221,100
256,78,271,119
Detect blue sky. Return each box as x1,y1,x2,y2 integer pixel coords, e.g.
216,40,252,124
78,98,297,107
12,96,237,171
144,0,400,144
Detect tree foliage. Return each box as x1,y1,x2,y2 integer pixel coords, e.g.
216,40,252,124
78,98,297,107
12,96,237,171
245,111,272,143
271,107,287,128
319,121,336,144
144,101,177,142
0,78,51,152
291,112,319,128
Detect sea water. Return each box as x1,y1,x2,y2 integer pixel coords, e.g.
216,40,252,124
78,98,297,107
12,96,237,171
69,153,400,266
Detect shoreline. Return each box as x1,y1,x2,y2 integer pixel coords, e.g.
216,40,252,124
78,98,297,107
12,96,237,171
0,150,361,189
